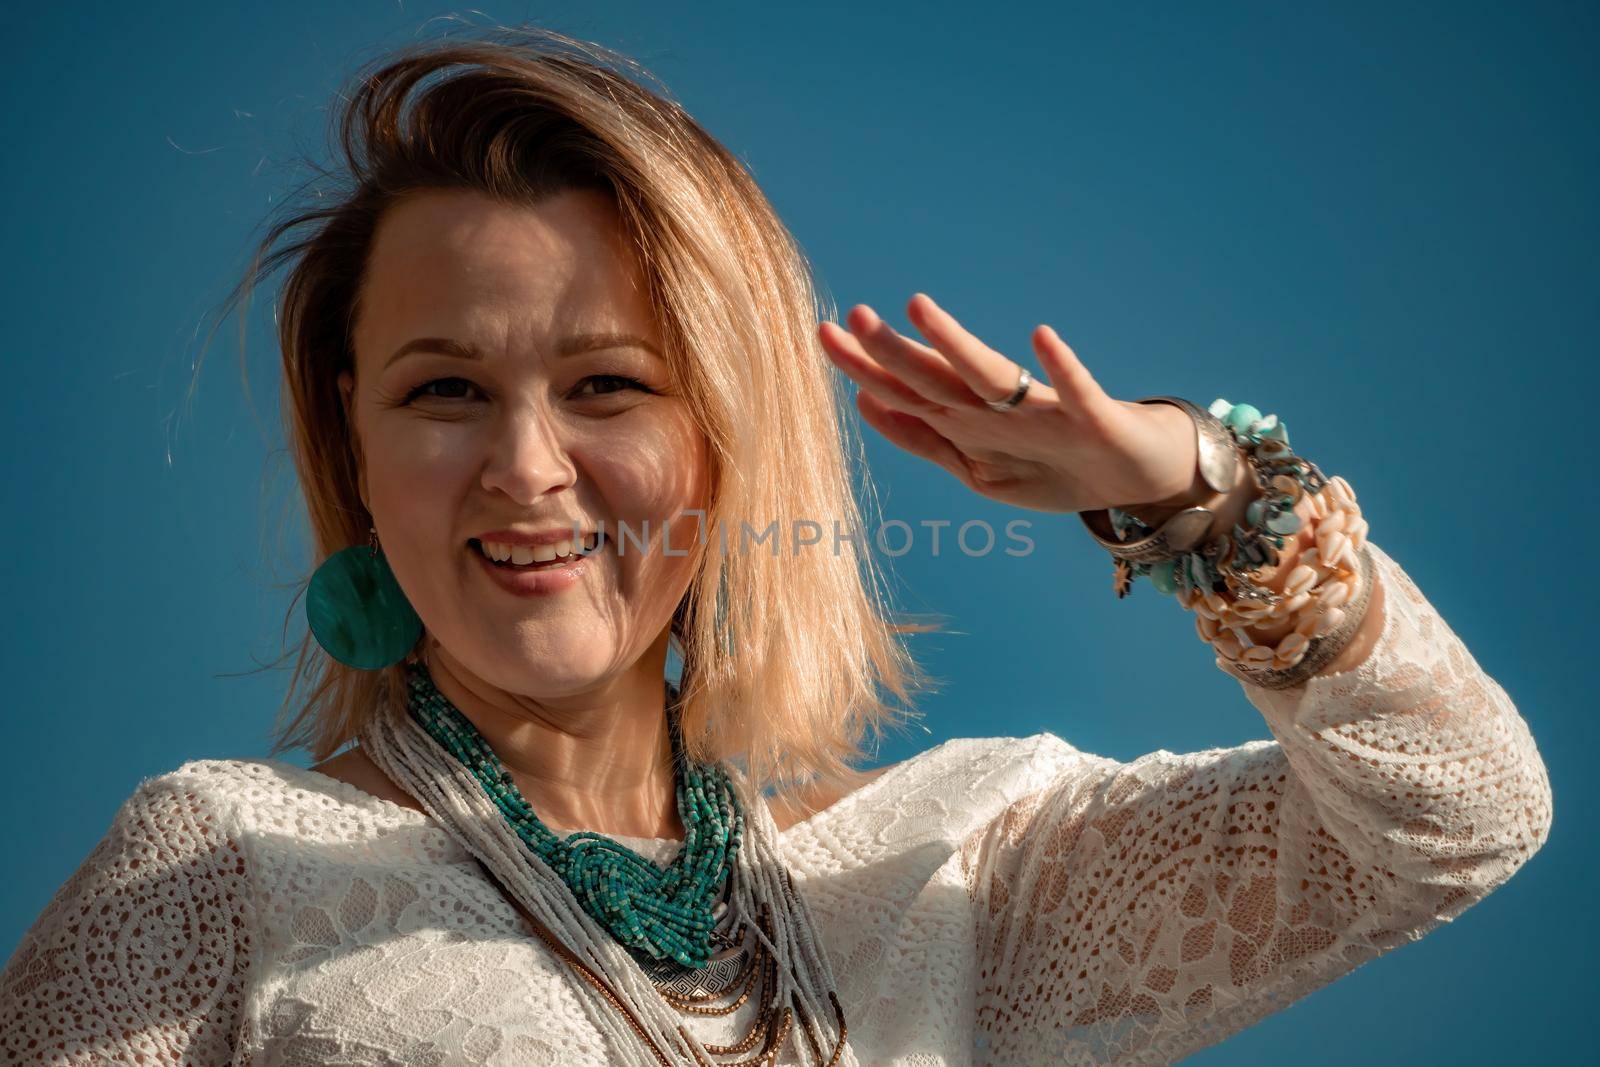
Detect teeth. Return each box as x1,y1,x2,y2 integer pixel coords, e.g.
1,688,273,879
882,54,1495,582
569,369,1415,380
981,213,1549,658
477,532,601,565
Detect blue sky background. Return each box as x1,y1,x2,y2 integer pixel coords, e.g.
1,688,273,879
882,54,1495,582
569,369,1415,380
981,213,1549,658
3,2,1593,1062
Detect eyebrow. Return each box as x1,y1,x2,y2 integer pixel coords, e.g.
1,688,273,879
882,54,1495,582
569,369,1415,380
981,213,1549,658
384,332,662,369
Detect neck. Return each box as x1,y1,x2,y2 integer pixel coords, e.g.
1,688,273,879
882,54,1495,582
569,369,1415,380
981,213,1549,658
417,637,686,841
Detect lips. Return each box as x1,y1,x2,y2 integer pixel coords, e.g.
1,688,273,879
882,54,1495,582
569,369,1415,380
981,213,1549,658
470,534,602,597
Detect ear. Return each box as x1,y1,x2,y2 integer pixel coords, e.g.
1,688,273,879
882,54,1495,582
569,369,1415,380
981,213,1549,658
337,370,370,514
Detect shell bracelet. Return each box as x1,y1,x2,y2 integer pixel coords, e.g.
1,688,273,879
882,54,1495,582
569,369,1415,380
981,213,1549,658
1082,396,1376,689
1189,474,1373,684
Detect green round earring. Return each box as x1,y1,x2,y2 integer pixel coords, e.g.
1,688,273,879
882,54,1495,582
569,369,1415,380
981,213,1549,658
306,526,423,670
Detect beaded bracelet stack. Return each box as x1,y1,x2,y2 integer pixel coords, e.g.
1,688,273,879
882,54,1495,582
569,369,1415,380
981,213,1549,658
1187,473,1374,687
1079,396,1375,689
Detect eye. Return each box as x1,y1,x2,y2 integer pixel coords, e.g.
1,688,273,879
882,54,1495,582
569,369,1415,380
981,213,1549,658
573,374,654,398
403,377,483,403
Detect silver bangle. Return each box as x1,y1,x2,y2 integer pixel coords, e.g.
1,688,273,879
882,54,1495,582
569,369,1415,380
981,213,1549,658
1217,543,1378,690
1077,395,1242,564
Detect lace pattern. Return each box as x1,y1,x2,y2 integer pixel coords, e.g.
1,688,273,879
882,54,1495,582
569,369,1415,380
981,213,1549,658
959,542,1554,1065
0,540,1552,1065
0,772,256,1064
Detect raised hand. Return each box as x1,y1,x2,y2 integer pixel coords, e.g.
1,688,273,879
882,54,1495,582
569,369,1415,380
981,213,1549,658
818,293,1204,515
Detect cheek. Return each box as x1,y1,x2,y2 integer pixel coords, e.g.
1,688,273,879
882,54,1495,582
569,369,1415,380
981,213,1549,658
581,411,710,520
576,410,711,582
363,422,479,542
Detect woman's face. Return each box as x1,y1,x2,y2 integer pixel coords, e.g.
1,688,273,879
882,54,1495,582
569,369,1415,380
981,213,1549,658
342,187,710,698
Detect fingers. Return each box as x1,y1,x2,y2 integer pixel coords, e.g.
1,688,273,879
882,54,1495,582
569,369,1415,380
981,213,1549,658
838,306,978,410
1030,324,1108,410
819,320,943,416
905,293,1049,410
823,297,1096,424
853,389,973,486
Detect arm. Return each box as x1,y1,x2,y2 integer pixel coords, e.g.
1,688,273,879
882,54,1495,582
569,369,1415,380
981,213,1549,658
813,302,1553,1062
0,773,255,1064
961,541,1553,1066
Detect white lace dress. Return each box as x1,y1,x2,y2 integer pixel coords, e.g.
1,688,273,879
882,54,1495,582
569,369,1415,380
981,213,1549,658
0,543,1553,1065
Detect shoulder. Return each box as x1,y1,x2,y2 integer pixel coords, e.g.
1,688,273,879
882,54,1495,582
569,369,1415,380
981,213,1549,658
810,732,1101,848
70,757,474,938
111,756,433,847
2,760,266,979
98,759,253,841
0,761,263,1059
883,735,1107,819
888,731,1094,777
63,758,283,891
897,731,1098,797
116,757,307,829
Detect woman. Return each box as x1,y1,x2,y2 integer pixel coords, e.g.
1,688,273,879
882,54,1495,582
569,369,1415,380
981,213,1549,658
0,26,1552,1067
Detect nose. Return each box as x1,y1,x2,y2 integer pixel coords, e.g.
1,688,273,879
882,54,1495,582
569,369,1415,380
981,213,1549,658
479,404,578,505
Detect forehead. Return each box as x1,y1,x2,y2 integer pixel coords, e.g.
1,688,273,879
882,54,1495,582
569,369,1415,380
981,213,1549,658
354,188,654,355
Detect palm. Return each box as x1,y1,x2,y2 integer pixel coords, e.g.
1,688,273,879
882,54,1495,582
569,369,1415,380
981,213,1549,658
817,294,1197,515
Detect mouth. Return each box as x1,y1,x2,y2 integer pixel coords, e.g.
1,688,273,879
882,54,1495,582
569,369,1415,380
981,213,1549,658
468,531,606,570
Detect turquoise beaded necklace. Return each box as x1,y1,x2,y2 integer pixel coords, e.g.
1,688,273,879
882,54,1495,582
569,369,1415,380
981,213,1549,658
403,661,745,971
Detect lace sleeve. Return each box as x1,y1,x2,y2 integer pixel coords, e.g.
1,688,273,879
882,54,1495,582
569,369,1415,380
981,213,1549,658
960,541,1554,1066
0,770,255,1064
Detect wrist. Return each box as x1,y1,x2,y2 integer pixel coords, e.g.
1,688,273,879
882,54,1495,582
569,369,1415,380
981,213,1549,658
1123,445,1253,541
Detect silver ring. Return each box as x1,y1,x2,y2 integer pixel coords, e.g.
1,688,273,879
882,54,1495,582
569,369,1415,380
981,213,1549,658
986,367,1032,411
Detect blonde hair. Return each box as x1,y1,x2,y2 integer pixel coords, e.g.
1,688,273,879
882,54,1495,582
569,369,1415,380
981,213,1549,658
210,24,941,798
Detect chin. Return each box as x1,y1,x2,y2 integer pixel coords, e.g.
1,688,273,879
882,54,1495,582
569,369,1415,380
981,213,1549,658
478,644,630,696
